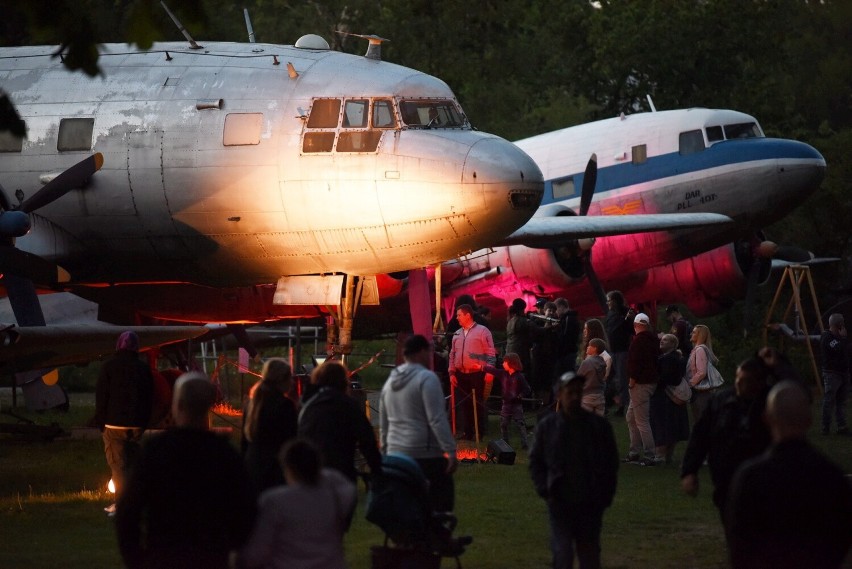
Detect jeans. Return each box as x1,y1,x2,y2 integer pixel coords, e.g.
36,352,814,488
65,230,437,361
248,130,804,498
547,500,604,569
821,370,849,431
626,383,656,458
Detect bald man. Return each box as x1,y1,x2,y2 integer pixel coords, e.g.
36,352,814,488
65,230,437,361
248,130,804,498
726,381,852,569
116,373,257,569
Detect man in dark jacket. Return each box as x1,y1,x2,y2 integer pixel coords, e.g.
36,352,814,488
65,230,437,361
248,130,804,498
819,313,849,435
298,361,382,485
624,313,660,465
554,298,581,379
116,372,256,569
94,330,153,512
530,372,619,569
681,357,771,529
726,380,852,569
604,291,635,414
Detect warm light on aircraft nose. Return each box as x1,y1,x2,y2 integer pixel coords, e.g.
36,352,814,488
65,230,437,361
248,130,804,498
108,479,115,494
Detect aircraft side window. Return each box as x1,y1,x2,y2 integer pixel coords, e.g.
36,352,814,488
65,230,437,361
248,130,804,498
0,126,23,152
223,113,263,146
307,99,341,128
706,126,724,143
552,177,575,199
342,100,368,128
679,130,705,155
372,100,396,129
57,118,94,151
632,144,647,164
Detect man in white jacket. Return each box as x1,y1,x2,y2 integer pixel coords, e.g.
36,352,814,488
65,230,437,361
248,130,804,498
380,334,458,513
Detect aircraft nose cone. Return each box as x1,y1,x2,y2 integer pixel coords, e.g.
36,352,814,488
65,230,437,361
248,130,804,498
461,136,544,244
775,138,826,195
463,137,544,188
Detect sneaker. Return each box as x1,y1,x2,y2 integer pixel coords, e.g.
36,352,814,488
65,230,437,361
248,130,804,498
104,503,116,514
622,454,640,463
637,457,658,467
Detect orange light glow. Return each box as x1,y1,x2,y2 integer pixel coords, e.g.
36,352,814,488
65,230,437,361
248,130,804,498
108,479,115,493
212,402,242,417
457,448,482,461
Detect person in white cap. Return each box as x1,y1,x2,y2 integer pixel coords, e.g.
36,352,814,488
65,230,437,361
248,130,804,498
624,313,660,466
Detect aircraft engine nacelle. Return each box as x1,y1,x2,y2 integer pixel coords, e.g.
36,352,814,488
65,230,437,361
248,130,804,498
628,241,772,317
507,207,591,289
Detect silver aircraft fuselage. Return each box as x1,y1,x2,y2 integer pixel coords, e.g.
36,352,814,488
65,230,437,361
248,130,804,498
0,40,543,287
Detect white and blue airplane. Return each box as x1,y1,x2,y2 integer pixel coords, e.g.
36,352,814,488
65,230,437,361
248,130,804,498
433,107,827,321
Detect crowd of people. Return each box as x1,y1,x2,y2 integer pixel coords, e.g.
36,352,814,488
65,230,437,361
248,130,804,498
94,294,852,568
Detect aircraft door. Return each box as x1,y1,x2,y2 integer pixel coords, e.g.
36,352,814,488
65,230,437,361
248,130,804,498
127,130,191,263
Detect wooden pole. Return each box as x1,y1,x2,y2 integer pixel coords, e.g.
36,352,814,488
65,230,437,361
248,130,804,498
450,384,456,435
472,388,481,461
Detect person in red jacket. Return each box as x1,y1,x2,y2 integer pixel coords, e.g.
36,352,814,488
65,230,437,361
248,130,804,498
624,313,660,466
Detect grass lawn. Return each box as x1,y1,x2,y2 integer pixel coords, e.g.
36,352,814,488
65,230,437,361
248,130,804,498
1,389,850,569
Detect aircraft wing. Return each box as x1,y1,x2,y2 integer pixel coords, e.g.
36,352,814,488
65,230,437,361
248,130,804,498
496,212,734,248
0,324,207,375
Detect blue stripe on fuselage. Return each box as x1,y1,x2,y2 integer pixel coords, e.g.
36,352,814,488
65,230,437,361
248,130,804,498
541,138,823,205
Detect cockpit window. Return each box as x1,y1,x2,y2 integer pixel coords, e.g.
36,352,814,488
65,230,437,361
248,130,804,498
399,100,464,127
307,99,341,128
724,122,761,139
342,100,368,128
706,126,724,142
679,130,705,155
373,100,396,128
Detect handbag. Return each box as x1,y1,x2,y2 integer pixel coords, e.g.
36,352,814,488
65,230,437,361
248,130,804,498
665,376,692,405
694,346,724,391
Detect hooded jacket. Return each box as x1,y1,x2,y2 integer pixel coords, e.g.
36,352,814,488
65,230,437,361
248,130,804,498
379,362,456,460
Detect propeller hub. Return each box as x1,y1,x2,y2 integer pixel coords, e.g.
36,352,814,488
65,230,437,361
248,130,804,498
0,210,32,238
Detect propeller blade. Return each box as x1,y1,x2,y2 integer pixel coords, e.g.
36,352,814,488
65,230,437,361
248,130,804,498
0,247,70,285
0,181,11,211
773,245,814,263
18,152,103,214
2,273,46,326
583,253,609,316
578,153,597,217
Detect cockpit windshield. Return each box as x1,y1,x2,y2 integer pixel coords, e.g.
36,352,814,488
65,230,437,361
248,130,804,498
399,100,466,128
724,122,762,139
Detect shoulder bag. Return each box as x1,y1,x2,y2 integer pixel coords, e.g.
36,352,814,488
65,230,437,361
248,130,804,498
666,376,692,405
694,346,724,391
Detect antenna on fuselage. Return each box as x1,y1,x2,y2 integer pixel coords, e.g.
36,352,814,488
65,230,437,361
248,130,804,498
335,31,389,61
646,94,657,112
244,8,256,43
160,1,203,49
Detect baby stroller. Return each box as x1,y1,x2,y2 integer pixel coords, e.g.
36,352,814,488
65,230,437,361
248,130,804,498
366,453,472,568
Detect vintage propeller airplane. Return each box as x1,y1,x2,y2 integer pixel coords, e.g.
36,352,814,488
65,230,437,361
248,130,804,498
0,31,548,408
0,26,737,408
429,107,827,323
